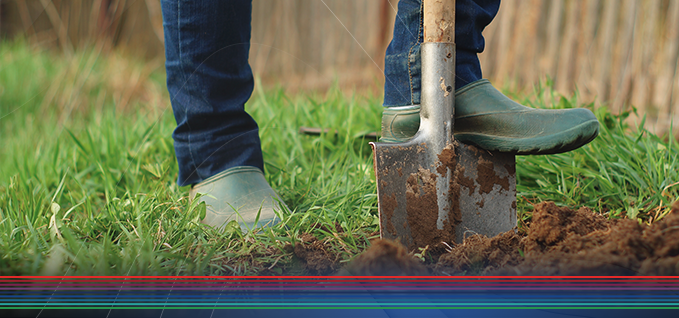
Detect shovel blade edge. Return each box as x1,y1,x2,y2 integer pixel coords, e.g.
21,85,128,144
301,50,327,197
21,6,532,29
371,139,516,249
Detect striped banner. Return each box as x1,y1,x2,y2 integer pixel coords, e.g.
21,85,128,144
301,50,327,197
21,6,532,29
1,276,679,316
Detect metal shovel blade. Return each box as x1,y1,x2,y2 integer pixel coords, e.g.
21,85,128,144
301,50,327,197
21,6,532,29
370,42,457,249
371,140,516,248
373,137,516,250
448,142,516,243
370,136,455,250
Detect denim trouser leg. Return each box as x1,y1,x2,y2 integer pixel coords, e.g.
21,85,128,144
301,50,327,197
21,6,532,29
162,0,263,187
383,0,501,107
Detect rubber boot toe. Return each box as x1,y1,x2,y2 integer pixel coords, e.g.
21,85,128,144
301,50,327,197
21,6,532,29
189,166,288,232
454,80,599,154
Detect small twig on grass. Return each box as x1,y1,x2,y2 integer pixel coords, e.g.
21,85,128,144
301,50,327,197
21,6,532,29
661,181,679,197
130,223,140,238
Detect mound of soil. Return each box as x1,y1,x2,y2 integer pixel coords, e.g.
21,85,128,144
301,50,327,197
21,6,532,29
340,201,679,276
294,233,338,275
340,239,428,276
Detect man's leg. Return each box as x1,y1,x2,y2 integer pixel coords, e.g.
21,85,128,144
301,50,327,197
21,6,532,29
162,0,285,231
383,0,498,107
381,0,599,155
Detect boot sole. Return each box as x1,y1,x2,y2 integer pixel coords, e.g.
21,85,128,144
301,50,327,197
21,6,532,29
455,119,600,155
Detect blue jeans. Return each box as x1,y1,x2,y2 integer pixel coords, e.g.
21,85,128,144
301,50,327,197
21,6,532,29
384,0,500,106
162,0,499,186
162,1,263,186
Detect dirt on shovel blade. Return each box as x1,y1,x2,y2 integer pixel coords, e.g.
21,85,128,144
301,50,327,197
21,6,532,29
339,201,679,276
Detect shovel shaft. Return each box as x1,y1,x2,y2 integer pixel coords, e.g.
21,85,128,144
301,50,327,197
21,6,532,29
424,0,455,43
420,0,455,146
420,2,456,235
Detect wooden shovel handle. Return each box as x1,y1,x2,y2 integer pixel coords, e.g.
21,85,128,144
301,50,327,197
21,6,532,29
423,0,455,43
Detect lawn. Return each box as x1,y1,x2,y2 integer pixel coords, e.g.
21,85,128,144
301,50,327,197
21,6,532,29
1,40,678,275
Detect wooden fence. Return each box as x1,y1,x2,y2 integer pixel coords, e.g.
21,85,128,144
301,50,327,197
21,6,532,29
249,0,394,91
2,0,678,133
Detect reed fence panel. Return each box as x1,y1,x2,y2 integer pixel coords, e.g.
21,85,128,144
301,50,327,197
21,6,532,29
2,0,678,133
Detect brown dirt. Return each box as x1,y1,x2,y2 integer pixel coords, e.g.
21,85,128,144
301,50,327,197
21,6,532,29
342,201,679,276
477,158,510,193
405,168,455,250
439,143,465,233
382,194,398,236
293,233,339,275
340,239,428,276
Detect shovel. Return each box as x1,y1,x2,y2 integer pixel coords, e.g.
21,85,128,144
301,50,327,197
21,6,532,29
370,0,516,249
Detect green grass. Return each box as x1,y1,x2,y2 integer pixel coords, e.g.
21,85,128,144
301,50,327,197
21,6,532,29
1,40,678,275
0,40,380,275
514,80,679,225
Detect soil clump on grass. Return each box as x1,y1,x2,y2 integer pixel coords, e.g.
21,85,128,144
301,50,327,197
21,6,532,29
340,239,428,276
339,201,679,276
293,233,339,275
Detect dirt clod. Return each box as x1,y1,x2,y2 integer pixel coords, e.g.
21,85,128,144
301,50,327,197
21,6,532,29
342,239,428,276
344,201,679,276
294,233,338,275
436,230,523,275
524,202,610,253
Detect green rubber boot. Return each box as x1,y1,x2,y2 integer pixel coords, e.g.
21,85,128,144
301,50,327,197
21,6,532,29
189,166,288,232
380,79,600,155
380,105,421,143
